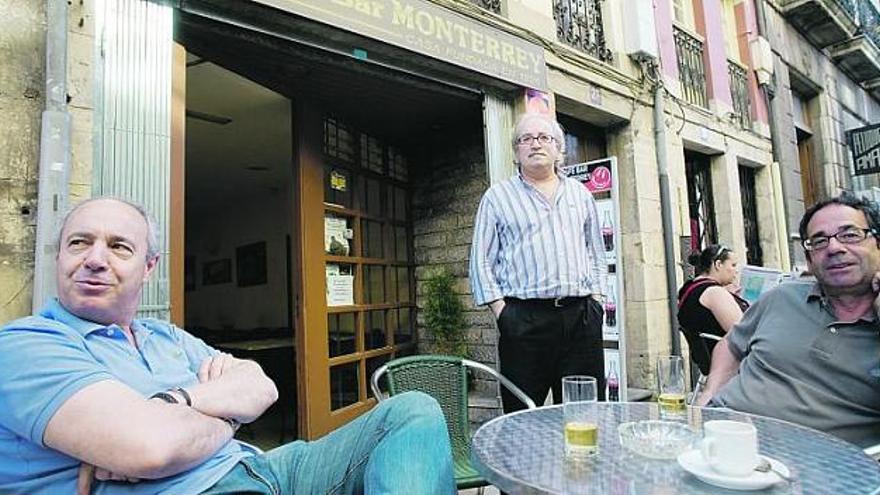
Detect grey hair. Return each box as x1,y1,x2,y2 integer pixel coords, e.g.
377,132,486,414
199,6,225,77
57,197,160,260
511,112,567,167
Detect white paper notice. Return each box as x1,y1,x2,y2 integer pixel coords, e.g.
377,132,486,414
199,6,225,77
327,275,354,306
325,217,349,255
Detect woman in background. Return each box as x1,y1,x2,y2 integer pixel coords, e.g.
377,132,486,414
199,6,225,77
677,244,750,375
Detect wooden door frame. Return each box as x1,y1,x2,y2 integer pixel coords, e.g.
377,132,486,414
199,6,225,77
170,42,186,327
295,102,379,439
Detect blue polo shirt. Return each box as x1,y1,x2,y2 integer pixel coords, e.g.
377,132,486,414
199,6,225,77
0,300,257,494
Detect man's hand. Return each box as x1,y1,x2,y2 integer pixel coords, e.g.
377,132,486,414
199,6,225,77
77,463,141,495
187,355,278,423
489,299,506,319
77,464,94,495
694,388,713,407
198,352,236,383
872,273,880,317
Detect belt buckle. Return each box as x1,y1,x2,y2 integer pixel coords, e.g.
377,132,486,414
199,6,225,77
553,297,565,308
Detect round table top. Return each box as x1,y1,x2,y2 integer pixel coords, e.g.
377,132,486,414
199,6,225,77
471,402,880,494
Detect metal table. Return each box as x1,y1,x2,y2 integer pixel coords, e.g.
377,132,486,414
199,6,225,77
471,403,880,494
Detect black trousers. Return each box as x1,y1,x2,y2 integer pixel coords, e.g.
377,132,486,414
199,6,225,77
497,296,606,412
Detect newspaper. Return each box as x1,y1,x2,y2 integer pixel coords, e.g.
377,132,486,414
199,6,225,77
739,265,784,304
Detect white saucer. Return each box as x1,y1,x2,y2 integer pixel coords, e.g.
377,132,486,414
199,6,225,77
677,449,791,491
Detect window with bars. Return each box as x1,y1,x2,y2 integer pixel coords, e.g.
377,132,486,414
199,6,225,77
685,153,717,252
739,166,763,266
467,0,501,13
553,0,613,62
728,60,751,129
673,26,708,108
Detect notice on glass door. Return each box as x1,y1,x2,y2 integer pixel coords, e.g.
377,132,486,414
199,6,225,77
326,263,354,306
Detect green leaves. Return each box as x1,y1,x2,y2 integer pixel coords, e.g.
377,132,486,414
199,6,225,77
423,268,467,357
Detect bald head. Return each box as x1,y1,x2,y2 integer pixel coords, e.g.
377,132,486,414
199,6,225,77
58,197,159,260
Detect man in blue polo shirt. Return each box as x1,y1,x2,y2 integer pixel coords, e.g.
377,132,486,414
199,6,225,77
0,197,455,494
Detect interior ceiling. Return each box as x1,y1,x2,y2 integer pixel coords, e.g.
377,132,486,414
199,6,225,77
181,10,482,206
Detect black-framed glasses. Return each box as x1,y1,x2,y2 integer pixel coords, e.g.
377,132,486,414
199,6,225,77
801,227,876,251
515,134,555,146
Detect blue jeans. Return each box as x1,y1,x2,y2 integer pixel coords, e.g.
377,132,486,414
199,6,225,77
201,392,456,494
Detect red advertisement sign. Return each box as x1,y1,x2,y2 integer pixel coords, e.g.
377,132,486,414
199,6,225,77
560,158,614,193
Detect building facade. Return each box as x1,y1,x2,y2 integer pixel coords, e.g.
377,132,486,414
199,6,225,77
1,0,874,439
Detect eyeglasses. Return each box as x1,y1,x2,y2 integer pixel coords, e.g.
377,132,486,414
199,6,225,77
515,134,555,146
801,227,876,251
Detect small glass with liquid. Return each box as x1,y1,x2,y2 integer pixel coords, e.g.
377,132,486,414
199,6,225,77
562,376,599,459
657,355,687,414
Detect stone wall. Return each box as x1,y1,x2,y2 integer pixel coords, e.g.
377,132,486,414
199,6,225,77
0,0,45,323
410,131,503,420
765,0,880,265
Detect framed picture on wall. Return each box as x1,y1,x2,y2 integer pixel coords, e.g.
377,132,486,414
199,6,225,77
236,241,267,287
185,255,196,291
203,259,232,285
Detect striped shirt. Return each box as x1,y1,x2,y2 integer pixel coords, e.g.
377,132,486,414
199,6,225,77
469,172,607,306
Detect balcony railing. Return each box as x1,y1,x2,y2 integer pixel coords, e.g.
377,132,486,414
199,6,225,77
554,0,613,63
830,0,880,81
858,0,880,49
778,0,858,47
835,0,859,19
673,26,708,108
728,60,751,129
467,0,501,14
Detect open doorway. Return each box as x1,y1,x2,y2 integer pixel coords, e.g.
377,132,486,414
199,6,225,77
184,57,297,448
175,5,483,440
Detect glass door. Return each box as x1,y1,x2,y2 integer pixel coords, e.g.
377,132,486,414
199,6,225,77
297,104,416,438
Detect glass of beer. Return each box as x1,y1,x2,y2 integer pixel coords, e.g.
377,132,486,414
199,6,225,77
562,375,599,459
657,355,686,414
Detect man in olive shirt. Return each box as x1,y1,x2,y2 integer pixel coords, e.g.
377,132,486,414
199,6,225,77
699,194,880,447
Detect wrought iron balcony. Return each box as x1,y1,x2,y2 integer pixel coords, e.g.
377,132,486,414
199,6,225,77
830,0,880,81
553,0,613,63
778,0,858,47
466,0,501,14
673,26,708,108
728,60,751,129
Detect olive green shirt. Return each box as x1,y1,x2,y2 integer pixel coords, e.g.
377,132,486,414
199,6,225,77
713,281,880,447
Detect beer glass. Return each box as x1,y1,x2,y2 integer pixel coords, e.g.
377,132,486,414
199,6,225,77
562,375,599,459
656,355,686,413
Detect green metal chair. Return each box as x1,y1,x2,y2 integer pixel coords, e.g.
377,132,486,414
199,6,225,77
370,354,536,490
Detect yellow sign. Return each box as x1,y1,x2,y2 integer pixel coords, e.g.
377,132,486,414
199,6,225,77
254,0,548,90
330,170,347,192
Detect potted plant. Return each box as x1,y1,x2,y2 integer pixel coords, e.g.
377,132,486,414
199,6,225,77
422,267,467,358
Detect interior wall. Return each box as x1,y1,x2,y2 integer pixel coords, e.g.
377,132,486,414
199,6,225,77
185,190,291,331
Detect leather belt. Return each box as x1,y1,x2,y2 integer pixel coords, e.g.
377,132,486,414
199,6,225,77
508,296,587,308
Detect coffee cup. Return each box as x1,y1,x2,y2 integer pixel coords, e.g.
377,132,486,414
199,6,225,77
700,420,759,477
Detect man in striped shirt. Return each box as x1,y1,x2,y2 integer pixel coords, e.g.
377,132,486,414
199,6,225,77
469,112,607,412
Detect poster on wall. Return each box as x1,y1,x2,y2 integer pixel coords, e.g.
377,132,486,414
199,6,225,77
562,156,627,401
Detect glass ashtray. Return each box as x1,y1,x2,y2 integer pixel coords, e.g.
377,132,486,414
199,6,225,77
617,420,698,459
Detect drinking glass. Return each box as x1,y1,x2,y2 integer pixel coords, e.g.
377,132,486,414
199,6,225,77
656,355,686,413
562,375,599,459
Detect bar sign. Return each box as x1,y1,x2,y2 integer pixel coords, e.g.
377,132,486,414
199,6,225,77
848,123,880,176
